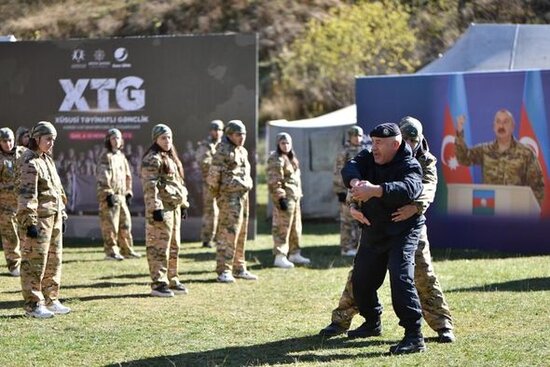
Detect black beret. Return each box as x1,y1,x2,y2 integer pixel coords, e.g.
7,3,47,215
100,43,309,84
369,123,401,138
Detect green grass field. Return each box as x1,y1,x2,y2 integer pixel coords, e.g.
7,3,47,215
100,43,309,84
1,183,549,366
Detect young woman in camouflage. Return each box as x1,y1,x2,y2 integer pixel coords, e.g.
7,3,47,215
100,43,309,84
141,124,189,297
96,128,141,261
267,132,310,268
17,121,70,318
0,127,25,277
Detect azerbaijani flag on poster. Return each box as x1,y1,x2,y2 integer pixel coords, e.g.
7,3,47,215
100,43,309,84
519,70,550,217
441,74,473,184
472,189,495,216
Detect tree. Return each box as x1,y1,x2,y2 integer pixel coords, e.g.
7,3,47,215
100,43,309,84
277,0,420,117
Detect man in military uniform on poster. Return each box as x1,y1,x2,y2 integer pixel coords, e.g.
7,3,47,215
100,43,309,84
340,122,426,354
456,109,544,205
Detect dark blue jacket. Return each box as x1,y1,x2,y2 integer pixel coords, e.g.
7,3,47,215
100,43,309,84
341,141,424,243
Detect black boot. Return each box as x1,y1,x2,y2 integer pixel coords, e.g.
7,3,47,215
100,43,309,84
202,241,213,248
347,321,382,339
389,333,426,354
319,322,348,338
437,328,456,343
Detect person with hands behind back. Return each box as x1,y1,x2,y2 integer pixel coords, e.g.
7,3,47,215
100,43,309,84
141,124,189,297
267,132,310,269
17,121,70,318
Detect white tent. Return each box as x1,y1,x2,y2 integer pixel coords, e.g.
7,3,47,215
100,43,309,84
266,105,357,218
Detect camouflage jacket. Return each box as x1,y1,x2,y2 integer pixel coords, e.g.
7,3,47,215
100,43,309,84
267,151,302,202
456,132,545,204
17,149,67,227
414,140,438,215
333,142,365,194
207,136,253,196
141,149,189,212
96,149,132,200
195,137,221,179
0,146,25,213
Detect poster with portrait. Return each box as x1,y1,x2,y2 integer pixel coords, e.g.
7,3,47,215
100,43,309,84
0,34,258,240
356,70,550,253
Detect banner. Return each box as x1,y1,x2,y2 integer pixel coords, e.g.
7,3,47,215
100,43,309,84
0,34,258,239
356,70,550,253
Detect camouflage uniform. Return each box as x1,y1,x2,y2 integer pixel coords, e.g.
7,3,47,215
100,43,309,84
96,144,136,258
331,139,454,333
267,150,303,256
333,142,364,253
17,129,67,312
195,136,221,245
141,145,189,290
0,142,25,274
456,131,545,205
207,136,253,275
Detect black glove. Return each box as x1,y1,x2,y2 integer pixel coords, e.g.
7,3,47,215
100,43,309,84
125,193,132,206
27,225,39,238
278,198,289,211
181,207,188,220
152,209,164,222
337,192,347,203
62,221,66,234
106,194,116,208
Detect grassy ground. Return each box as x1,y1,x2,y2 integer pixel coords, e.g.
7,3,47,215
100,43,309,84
1,185,549,366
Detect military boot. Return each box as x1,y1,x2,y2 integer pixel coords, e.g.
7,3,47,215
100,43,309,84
319,322,348,338
389,332,426,355
347,320,382,339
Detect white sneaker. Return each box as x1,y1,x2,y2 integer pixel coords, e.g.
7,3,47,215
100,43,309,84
25,304,55,319
9,267,20,277
341,248,358,257
150,284,175,297
104,253,124,261
289,252,311,265
217,271,236,283
234,269,258,280
46,300,71,315
274,254,294,269
170,281,189,295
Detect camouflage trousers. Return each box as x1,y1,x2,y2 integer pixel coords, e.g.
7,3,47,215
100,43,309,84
215,192,248,274
20,212,63,312
272,197,302,256
145,207,181,289
200,184,219,243
331,224,453,331
339,203,360,252
0,209,21,273
98,194,135,257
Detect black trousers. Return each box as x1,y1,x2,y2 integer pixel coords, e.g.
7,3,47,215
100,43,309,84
352,224,423,335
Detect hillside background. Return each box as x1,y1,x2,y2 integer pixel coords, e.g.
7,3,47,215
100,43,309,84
1,0,550,124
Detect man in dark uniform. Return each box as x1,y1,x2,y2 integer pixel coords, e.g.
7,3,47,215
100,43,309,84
341,122,426,354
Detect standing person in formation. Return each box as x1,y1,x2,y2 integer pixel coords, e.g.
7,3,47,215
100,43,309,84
15,126,30,148
0,128,25,277
141,124,190,297
207,120,258,283
267,132,310,268
96,128,141,261
17,121,70,318
195,120,224,248
320,117,455,344
333,126,367,257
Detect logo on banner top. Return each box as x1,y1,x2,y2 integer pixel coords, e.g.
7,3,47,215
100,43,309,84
114,48,128,62
72,49,85,63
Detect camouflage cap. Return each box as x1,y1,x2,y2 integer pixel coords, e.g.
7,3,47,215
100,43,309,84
347,125,364,138
152,123,172,142
15,126,29,140
276,132,292,144
0,127,14,141
399,116,423,142
31,121,57,138
210,120,224,131
106,128,122,139
370,123,401,138
225,120,246,134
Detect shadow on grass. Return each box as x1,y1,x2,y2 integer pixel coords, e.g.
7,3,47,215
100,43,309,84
430,247,549,262
62,281,150,290
105,335,392,367
448,277,550,292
